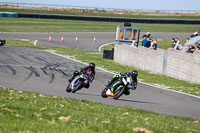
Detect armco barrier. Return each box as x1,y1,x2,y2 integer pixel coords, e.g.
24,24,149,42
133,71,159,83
18,13,200,24
0,12,18,18
114,44,200,84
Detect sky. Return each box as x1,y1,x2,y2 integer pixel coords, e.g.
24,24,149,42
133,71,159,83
1,0,200,11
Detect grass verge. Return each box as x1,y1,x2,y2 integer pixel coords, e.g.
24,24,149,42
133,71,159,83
157,39,187,50
100,39,187,51
0,17,199,32
0,87,200,133
5,40,200,97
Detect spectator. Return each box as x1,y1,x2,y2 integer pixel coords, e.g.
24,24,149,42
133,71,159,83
120,31,123,39
146,38,151,48
171,38,176,48
185,38,189,42
187,45,196,53
143,32,151,39
142,37,149,48
173,38,183,50
195,42,200,52
150,39,157,50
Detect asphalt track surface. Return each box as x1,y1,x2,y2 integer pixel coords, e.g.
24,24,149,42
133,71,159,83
0,32,200,120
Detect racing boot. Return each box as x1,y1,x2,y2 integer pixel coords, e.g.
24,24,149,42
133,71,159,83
68,70,79,82
131,80,137,90
68,77,73,83
84,80,90,89
124,88,130,95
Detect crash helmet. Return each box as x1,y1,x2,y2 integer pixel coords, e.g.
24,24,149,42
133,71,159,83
89,62,95,70
131,70,138,79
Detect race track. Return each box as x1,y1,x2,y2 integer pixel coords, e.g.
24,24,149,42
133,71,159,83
0,32,191,51
0,32,200,120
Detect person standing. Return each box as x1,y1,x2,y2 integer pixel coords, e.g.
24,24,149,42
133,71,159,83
173,38,183,50
150,39,157,50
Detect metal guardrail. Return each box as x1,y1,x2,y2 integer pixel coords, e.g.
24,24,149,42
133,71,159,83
0,12,18,18
0,2,200,14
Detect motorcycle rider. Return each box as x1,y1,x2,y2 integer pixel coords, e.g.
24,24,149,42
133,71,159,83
68,62,96,88
106,70,138,95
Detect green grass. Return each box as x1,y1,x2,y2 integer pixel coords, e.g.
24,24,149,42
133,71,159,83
5,40,200,97
156,39,186,50
0,87,200,133
100,44,115,52
0,17,200,32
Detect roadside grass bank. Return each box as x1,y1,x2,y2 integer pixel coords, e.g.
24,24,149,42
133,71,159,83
5,40,200,97
0,17,199,32
100,39,186,51
157,39,187,50
0,87,200,133
1,7,200,20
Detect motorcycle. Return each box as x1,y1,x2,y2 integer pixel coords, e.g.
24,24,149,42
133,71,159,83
66,70,90,93
101,74,135,99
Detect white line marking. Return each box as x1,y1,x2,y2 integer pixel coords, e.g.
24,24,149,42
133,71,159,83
20,39,30,41
98,42,116,52
34,40,38,45
46,50,200,99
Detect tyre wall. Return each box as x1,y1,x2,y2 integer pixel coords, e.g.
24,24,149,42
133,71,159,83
0,12,18,18
114,44,200,84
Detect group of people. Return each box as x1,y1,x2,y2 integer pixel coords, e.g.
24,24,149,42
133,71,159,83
185,42,200,53
171,36,200,54
141,32,157,50
141,31,200,53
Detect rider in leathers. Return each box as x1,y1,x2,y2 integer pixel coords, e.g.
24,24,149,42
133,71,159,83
68,62,95,88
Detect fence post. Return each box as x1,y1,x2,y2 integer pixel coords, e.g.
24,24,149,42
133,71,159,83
162,50,168,75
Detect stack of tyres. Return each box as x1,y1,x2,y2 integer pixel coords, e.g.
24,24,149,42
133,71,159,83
0,39,6,46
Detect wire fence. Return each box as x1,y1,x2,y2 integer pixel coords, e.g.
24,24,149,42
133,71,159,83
0,2,200,16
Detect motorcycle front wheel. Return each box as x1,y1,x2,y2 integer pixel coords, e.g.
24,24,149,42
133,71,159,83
101,87,108,98
71,79,83,93
113,83,125,100
66,84,71,92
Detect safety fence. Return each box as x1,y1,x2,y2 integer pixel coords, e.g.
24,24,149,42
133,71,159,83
17,13,200,24
114,44,200,84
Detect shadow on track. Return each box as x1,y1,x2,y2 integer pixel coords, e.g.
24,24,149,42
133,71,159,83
75,92,157,104
117,98,157,104
75,92,100,97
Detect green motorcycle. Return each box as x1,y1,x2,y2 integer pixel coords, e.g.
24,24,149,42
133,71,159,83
101,74,135,99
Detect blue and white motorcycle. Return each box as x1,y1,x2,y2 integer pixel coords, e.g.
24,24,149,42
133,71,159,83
66,70,91,93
